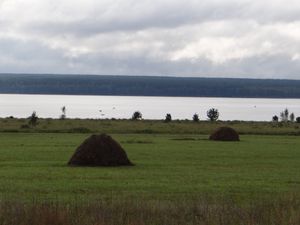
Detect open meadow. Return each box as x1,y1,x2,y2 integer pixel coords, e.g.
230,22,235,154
0,119,300,224
1,117,300,135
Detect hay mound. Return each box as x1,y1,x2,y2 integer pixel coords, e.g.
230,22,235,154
68,134,133,166
209,126,240,141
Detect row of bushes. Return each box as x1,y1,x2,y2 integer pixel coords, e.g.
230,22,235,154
17,107,300,127
132,108,219,122
272,108,300,123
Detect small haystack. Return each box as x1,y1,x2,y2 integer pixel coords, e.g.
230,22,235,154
209,126,240,141
68,134,133,166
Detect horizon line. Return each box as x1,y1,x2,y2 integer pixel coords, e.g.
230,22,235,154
0,72,300,81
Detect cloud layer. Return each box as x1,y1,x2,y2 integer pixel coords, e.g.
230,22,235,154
0,0,300,78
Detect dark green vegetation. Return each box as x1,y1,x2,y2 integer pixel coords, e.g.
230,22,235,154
1,73,300,98
1,117,300,135
131,111,142,120
207,108,219,121
0,119,300,224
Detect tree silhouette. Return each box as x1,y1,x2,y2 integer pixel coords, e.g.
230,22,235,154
207,108,219,121
28,111,38,127
290,113,295,122
280,108,289,122
165,113,172,122
272,115,278,122
132,111,142,120
193,113,199,122
60,106,66,119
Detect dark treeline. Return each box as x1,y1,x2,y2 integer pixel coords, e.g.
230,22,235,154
1,73,300,98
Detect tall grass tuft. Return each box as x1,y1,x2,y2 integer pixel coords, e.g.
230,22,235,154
0,195,299,225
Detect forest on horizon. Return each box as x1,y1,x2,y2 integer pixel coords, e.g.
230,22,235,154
0,73,300,98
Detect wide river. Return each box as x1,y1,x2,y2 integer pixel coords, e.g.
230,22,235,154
0,94,299,121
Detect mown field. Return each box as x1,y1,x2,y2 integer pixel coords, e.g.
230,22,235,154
0,132,300,200
0,119,300,224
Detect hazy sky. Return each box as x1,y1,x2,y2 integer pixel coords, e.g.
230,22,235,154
0,0,300,79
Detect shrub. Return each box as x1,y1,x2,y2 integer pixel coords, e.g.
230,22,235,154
28,111,38,127
132,111,142,120
272,115,279,122
207,108,219,121
193,114,199,122
296,117,300,123
165,113,172,122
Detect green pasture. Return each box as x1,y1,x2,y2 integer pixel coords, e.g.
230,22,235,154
0,133,299,202
1,118,300,135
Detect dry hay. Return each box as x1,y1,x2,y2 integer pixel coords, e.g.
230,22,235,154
209,126,240,141
68,134,133,166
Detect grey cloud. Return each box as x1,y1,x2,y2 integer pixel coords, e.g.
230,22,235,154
1,43,299,79
0,0,300,79
20,1,300,37
0,38,71,73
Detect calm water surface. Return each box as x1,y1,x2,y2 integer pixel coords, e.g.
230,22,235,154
0,94,299,121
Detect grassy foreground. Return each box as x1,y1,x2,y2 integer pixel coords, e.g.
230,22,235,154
0,119,300,224
1,196,300,225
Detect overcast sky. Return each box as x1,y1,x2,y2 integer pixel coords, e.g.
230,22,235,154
0,0,300,79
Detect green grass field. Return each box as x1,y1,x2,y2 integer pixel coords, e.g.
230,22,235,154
1,117,300,135
1,132,299,202
1,119,300,224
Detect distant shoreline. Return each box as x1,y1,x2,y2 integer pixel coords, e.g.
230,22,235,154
1,92,300,99
1,74,300,98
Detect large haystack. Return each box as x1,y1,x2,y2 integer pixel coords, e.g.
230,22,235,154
68,134,133,166
209,126,240,141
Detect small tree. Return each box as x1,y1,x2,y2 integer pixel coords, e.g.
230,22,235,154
132,111,142,120
272,115,278,122
60,106,66,120
193,113,199,122
165,113,172,122
207,108,219,121
280,108,289,122
296,117,300,123
28,111,38,127
290,113,295,122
